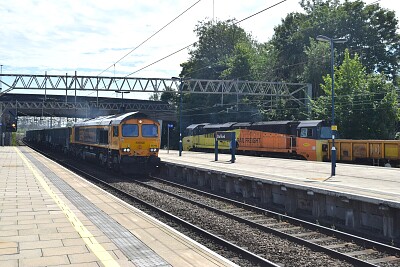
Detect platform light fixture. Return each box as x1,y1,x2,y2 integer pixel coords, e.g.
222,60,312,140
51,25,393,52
0,65,3,92
316,35,348,177
115,90,131,113
114,90,130,100
171,77,184,156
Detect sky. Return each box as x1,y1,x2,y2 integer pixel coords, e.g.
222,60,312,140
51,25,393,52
0,0,399,99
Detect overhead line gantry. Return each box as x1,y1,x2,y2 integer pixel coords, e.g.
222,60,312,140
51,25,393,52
0,73,312,111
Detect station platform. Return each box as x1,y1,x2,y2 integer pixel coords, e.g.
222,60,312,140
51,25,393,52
0,146,236,267
159,150,400,207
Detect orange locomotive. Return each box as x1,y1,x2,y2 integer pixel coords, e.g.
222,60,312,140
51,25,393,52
183,120,400,166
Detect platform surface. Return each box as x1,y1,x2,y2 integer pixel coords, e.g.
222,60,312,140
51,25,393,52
160,150,400,206
0,146,236,267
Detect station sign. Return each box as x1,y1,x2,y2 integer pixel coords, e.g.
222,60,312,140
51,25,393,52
216,131,233,140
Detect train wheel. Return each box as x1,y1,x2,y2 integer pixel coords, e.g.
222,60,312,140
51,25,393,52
114,164,120,173
112,156,120,173
99,153,106,167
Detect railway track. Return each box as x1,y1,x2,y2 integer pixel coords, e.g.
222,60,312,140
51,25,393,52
23,143,278,266
24,143,400,266
141,176,400,267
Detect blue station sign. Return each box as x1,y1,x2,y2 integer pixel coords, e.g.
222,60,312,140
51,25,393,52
216,131,233,140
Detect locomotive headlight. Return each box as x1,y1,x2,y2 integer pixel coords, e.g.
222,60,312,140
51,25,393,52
149,148,159,152
122,148,131,152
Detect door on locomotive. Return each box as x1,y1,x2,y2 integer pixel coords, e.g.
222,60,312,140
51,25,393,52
296,120,331,161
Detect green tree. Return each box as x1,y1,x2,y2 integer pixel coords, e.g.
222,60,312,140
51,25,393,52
181,19,252,80
179,20,258,124
312,49,399,139
272,0,399,91
302,39,331,97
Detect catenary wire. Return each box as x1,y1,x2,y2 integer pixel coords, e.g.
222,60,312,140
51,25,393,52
127,0,288,77
97,0,202,77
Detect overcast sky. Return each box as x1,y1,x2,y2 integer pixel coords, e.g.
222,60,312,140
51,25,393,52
0,0,398,98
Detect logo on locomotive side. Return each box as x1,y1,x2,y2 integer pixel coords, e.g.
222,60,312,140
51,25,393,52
238,137,260,144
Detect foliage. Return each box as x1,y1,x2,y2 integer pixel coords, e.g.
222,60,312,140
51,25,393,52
179,20,258,125
311,49,399,139
176,19,305,124
168,1,400,134
302,39,331,97
272,0,399,95
180,19,252,80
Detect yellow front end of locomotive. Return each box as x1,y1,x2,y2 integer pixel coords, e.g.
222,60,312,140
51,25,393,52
117,118,160,158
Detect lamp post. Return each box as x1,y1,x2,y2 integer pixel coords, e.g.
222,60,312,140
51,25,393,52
115,90,130,113
0,65,3,92
171,77,183,156
316,35,347,176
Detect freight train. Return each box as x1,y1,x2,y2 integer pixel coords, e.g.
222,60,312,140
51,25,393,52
182,120,400,167
25,112,161,174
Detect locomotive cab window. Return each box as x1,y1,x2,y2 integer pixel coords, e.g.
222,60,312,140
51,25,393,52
184,128,193,136
300,128,314,138
319,126,331,139
122,124,138,137
142,124,158,137
113,126,119,137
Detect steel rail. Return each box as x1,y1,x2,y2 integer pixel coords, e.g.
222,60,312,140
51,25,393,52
146,175,400,266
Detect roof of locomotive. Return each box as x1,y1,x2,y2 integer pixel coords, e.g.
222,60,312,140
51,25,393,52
252,120,296,126
297,120,324,128
186,123,210,130
203,122,237,129
232,122,252,128
74,112,149,127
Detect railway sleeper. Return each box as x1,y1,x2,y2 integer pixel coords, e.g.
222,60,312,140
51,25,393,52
240,214,266,220
229,211,255,216
309,237,336,243
345,248,377,257
367,256,400,264
291,231,319,238
277,226,302,232
262,222,289,227
252,218,277,223
325,242,357,249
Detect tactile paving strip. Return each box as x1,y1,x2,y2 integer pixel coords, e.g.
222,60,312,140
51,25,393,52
23,151,171,267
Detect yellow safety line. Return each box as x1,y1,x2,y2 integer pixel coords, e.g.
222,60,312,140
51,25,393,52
15,148,120,267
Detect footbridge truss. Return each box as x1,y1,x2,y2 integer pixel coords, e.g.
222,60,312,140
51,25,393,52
0,94,176,121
